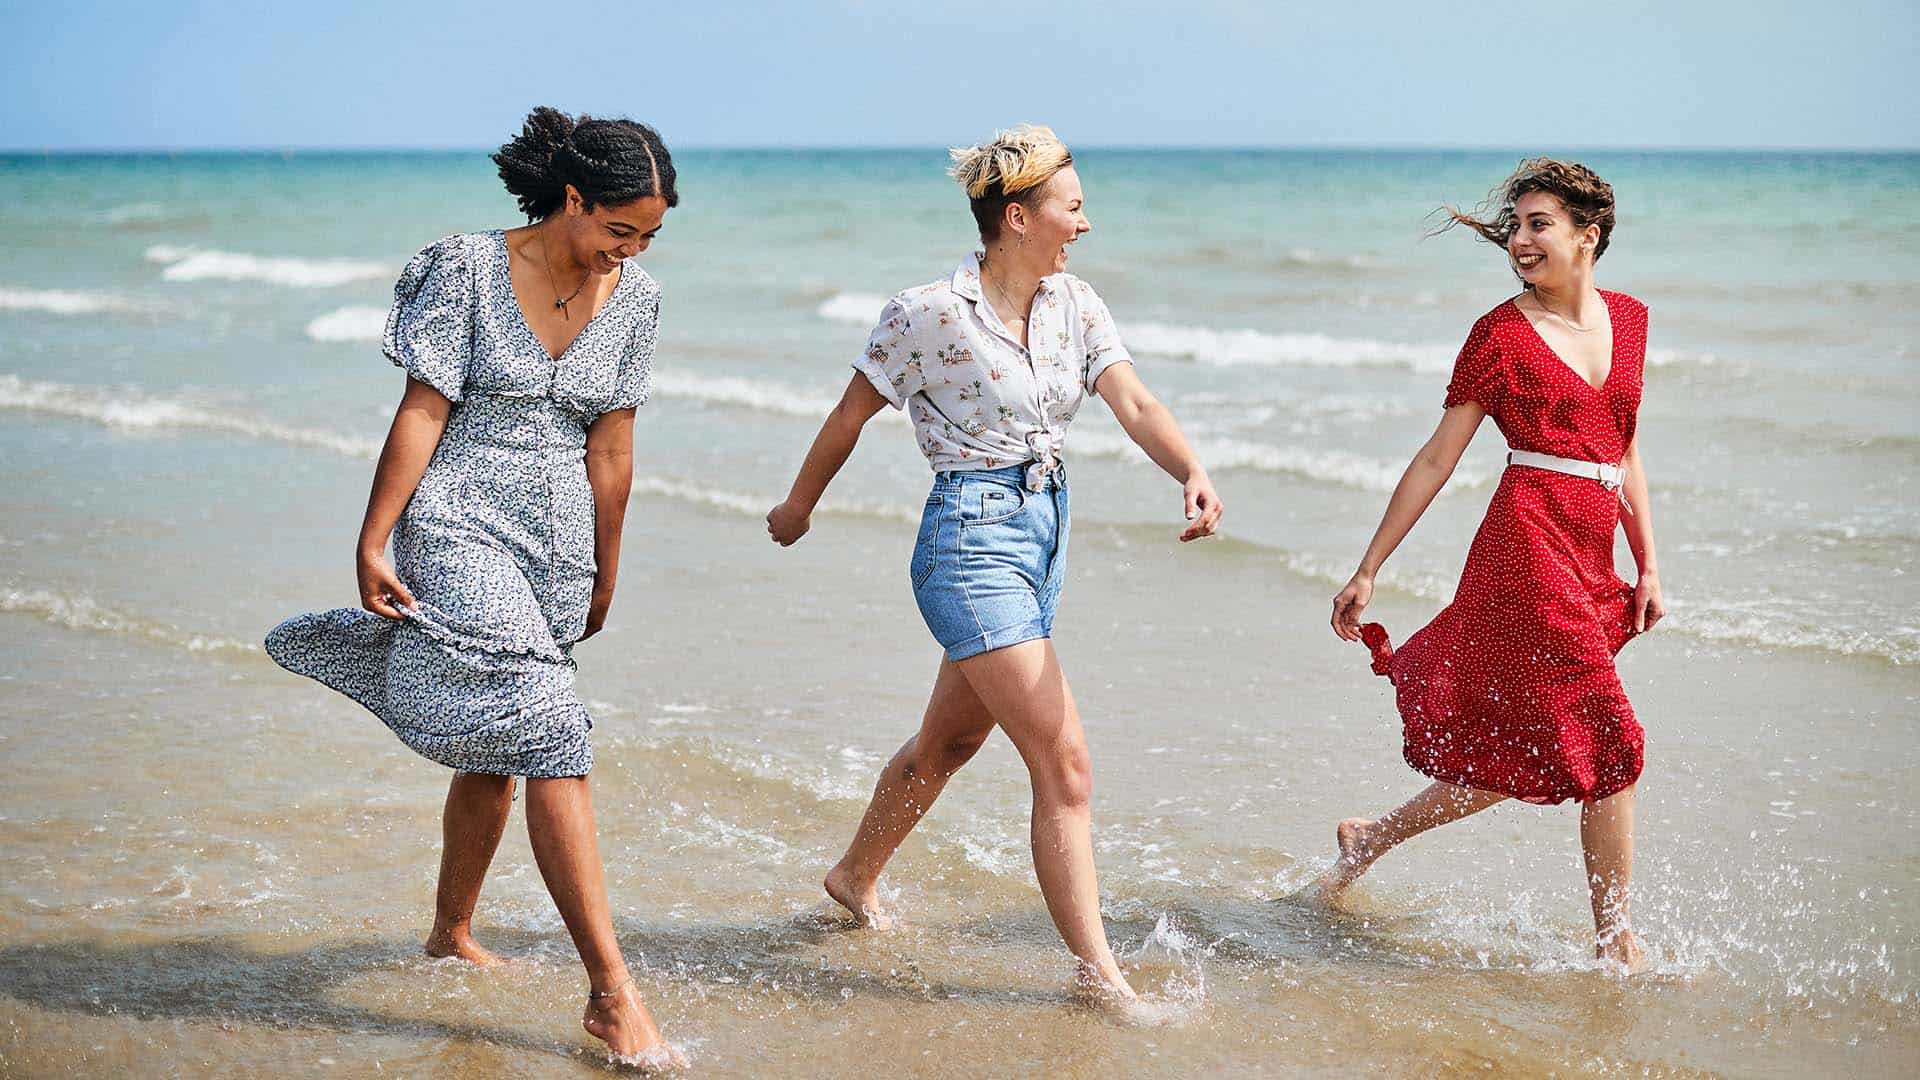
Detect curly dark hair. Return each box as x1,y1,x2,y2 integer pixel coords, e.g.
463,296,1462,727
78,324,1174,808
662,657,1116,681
492,106,678,221
1439,158,1615,278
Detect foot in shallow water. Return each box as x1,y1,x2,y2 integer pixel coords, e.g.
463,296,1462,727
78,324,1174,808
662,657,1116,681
583,979,687,1072
1310,817,1382,902
823,863,893,930
423,927,505,967
1595,928,1649,973
1072,961,1139,1006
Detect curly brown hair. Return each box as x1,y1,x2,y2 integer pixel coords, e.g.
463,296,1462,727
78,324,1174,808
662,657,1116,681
1439,158,1615,276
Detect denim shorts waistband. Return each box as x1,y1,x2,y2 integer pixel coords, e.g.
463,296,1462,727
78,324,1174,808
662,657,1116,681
931,461,1067,490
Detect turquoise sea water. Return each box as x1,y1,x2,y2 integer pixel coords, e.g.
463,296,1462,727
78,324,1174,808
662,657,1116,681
1,150,1916,1076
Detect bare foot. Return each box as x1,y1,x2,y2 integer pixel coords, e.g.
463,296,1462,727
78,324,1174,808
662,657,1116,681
1595,928,1648,973
1311,818,1380,902
823,863,892,930
1072,961,1139,1009
423,927,505,967
583,979,686,1072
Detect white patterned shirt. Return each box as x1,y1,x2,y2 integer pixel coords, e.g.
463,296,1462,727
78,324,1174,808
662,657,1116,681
852,252,1135,490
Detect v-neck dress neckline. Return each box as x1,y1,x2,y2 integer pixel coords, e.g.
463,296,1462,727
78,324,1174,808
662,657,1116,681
1507,291,1618,394
493,229,629,365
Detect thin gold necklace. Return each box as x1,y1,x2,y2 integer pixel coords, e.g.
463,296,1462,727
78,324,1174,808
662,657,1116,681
538,232,591,320
1529,293,1600,333
980,259,1033,328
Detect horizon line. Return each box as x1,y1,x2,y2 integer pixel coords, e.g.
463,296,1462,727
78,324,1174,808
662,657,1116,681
3,141,1917,156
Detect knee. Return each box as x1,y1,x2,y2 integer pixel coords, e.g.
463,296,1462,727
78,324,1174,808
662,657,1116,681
1030,740,1093,811
912,730,989,779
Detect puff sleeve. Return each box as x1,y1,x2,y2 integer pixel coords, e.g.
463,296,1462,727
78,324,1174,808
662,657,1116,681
382,235,473,402
609,281,660,412
1442,313,1503,412
850,297,923,410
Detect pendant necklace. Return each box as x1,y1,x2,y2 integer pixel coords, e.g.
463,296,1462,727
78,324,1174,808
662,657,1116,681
539,233,590,320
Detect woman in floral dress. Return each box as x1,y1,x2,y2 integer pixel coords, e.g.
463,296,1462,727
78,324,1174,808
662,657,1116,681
266,107,684,1065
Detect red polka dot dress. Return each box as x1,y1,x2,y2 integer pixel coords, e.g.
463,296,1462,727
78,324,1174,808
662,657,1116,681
1361,291,1648,804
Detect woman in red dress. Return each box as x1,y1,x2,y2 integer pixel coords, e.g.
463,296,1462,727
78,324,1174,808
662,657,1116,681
1318,159,1666,968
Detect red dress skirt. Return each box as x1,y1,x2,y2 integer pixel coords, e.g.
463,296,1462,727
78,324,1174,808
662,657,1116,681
1362,292,1649,804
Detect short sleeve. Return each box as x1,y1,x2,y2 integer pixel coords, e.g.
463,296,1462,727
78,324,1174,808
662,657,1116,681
850,297,922,410
1074,281,1135,395
1442,314,1502,411
609,285,660,411
383,235,473,402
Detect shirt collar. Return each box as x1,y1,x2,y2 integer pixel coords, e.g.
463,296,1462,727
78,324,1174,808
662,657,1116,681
955,250,1059,304
953,252,985,302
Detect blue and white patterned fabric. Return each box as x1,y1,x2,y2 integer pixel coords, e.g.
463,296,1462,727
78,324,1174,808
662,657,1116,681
266,230,658,778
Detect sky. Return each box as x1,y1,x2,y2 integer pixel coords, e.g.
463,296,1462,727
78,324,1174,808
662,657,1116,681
3,0,1915,151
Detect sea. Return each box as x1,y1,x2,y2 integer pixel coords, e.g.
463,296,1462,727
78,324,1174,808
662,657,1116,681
1,149,1915,1077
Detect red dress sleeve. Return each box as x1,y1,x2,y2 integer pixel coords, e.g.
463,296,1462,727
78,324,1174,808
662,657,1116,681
1442,313,1503,412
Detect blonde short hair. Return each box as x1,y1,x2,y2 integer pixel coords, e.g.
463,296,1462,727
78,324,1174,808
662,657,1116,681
947,124,1073,240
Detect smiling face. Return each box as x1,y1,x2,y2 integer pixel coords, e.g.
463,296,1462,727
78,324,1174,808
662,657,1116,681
1007,166,1091,275
559,186,669,276
1507,190,1599,289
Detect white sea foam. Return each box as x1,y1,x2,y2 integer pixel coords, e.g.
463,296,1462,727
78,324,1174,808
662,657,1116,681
0,288,138,316
104,202,172,224
145,245,388,288
1128,322,1457,372
1070,426,1486,492
819,292,1711,372
816,292,890,324
653,371,841,418
304,305,388,342
1670,606,1917,666
4,374,1898,663
0,586,260,656
0,374,382,459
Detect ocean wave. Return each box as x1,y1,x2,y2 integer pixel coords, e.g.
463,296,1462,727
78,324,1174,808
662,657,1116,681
0,374,382,459
632,475,916,525
1670,606,1917,666
305,305,388,342
816,292,890,324
1,586,261,656
5,371,1899,664
145,245,389,288
1169,243,1387,273
816,293,1709,372
1070,427,1486,491
652,367,1457,492
0,288,140,316
653,372,841,418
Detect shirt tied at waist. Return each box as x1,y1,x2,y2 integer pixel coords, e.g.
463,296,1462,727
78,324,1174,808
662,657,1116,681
1024,430,1062,492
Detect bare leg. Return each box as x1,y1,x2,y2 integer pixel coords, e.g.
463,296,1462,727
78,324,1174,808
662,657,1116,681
1580,785,1644,969
1313,781,1508,901
955,639,1134,999
524,776,681,1066
826,658,995,927
424,771,514,965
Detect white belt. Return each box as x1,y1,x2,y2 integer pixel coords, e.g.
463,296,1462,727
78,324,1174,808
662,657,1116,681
1506,449,1632,513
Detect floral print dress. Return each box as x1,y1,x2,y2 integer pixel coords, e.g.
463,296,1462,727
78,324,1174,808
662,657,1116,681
266,231,657,778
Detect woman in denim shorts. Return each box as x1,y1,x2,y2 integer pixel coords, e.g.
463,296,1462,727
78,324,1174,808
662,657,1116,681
766,126,1223,1003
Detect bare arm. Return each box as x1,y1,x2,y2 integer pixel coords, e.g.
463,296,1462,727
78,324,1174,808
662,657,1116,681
355,377,453,618
1619,433,1666,632
1331,402,1486,640
766,374,889,546
1093,362,1223,542
580,407,637,640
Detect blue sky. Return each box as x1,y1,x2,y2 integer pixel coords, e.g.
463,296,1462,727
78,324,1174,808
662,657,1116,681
4,1,1915,150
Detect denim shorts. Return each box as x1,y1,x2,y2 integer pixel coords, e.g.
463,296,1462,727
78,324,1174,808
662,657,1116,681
910,463,1070,662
